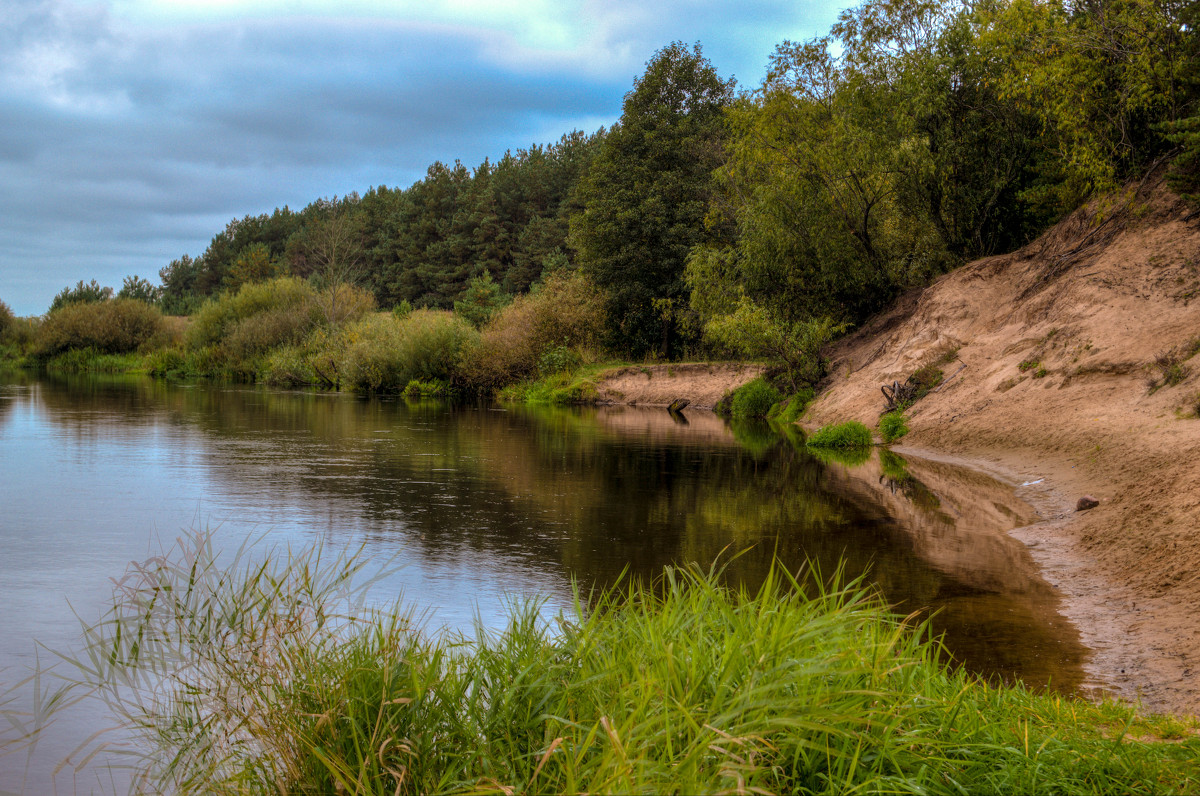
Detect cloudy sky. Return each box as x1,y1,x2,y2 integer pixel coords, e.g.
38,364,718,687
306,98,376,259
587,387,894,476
1,0,843,315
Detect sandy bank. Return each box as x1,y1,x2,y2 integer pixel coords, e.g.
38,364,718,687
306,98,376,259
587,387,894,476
803,181,1200,715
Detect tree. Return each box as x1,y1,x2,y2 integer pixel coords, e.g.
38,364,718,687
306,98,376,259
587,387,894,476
117,275,162,304
453,271,510,329
159,254,204,316
49,279,112,313
297,198,366,326
570,42,735,358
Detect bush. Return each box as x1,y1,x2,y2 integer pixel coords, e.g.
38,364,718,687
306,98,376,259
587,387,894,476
35,298,165,357
703,298,847,391
730,377,782,419
339,310,479,393
806,420,873,449
537,345,582,377
878,411,909,444
187,277,316,350
458,271,606,395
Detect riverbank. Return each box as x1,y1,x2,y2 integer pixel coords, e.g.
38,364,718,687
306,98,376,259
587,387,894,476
799,182,1200,715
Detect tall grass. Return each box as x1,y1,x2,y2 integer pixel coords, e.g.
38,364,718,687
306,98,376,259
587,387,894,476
18,534,1199,795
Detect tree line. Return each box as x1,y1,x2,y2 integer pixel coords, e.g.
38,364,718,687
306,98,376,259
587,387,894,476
17,0,1200,388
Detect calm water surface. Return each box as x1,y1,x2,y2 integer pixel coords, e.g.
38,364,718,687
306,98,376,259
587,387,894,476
0,372,1087,793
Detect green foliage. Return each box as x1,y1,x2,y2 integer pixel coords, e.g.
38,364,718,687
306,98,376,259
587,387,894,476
1161,117,1200,204
48,279,113,313
402,379,447,398
40,348,145,373
571,42,735,358
0,299,12,339
457,271,606,395
339,310,479,393
703,297,847,390
117,275,161,304
35,298,165,357
769,389,814,424
453,271,510,329
226,242,282,290
48,534,1200,795
187,277,316,350
909,364,944,396
536,344,581,377
806,420,873,449
879,410,910,444
981,0,1196,205
729,376,782,419
499,370,601,405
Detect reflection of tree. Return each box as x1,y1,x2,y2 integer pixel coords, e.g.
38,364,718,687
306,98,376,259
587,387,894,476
23,375,1087,691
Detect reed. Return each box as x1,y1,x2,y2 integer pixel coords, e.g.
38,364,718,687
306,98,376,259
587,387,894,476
16,534,1200,795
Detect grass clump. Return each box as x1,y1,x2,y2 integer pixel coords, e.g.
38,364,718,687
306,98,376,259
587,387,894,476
879,410,909,443
768,387,815,423
26,534,1200,795
729,376,781,419
806,420,873,449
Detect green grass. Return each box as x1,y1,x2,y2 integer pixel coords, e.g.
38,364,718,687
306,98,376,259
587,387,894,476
879,410,910,443
20,534,1199,795
730,376,781,419
41,347,148,373
498,363,609,405
806,420,874,449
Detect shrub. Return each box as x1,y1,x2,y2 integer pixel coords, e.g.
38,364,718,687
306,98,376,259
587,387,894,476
537,345,582,377
806,420,873,449
703,298,848,391
458,271,606,395
402,379,447,398
878,411,909,444
186,277,316,350
259,345,318,387
908,364,943,395
223,304,316,361
35,298,165,357
339,310,479,393
730,377,782,419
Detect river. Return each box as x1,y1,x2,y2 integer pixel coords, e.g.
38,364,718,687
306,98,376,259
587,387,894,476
0,371,1087,793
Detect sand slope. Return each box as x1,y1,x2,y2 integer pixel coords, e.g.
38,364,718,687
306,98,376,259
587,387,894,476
805,179,1200,714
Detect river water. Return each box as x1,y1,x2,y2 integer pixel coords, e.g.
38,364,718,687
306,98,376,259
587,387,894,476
0,372,1087,793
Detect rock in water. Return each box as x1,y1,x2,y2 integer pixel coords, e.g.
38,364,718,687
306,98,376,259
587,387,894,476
1076,495,1100,511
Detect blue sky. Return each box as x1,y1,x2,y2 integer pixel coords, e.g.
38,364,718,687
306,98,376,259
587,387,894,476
1,0,844,315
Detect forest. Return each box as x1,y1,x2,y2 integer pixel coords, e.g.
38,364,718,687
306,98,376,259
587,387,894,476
2,0,1197,397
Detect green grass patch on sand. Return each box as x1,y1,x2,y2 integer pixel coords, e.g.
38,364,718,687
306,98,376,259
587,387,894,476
806,420,874,449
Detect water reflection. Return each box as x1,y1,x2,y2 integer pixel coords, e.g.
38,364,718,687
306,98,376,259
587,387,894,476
1,373,1088,790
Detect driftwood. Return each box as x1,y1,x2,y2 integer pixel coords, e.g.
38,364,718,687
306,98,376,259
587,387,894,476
880,380,916,412
667,398,690,414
